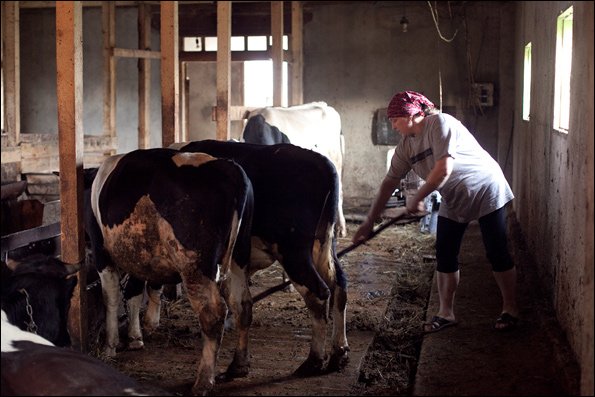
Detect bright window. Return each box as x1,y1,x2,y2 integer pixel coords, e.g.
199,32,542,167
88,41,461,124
244,60,288,107
553,6,573,133
523,43,531,121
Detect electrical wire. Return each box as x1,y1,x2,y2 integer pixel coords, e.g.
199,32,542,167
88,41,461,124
427,1,464,42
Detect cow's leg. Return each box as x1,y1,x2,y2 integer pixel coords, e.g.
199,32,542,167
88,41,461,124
327,263,350,372
293,284,329,377
143,282,163,334
218,260,252,379
98,266,121,358
280,249,331,377
181,272,227,395
123,276,146,350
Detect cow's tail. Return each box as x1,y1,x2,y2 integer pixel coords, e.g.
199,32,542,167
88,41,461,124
220,162,253,276
314,172,340,287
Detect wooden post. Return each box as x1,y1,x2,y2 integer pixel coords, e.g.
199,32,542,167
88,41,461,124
4,1,20,147
290,1,303,106
216,1,231,141
181,62,189,142
271,1,283,107
138,2,151,149
102,1,116,155
56,0,87,353
161,1,179,147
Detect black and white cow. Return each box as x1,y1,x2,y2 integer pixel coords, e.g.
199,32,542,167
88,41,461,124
84,148,254,395
243,102,347,237
170,140,350,376
1,255,78,347
1,309,170,396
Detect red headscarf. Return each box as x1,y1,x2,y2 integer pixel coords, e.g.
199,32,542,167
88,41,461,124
387,91,434,119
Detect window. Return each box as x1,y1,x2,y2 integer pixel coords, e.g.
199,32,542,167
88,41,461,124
244,60,288,107
183,37,202,52
523,43,532,121
553,6,573,133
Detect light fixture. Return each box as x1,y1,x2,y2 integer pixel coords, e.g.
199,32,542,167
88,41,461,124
400,9,409,33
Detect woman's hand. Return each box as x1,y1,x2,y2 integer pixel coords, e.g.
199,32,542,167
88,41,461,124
352,220,374,245
405,194,425,215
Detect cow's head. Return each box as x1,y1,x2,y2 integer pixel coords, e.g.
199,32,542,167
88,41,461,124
243,114,291,145
1,255,79,347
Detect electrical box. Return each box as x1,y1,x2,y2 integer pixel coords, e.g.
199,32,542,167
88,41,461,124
473,83,494,107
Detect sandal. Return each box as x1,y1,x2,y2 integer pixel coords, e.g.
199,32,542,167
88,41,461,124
493,313,518,331
422,316,458,334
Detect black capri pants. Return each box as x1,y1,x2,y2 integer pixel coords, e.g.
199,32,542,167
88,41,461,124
435,206,515,273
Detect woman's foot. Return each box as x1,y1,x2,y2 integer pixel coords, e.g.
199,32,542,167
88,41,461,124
493,312,518,331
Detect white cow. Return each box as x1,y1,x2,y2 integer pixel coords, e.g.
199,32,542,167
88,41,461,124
244,102,347,237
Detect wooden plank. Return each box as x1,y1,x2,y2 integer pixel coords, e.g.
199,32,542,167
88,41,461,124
113,47,160,59
1,222,61,255
180,50,293,63
138,2,152,149
56,0,88,353
212,106,258,121
20,136,118,157
180,62,189,142
1,147,22,164
4,1,20,147
161,1,179,147
216,1,231,141
271,1,283,107
20,2,140,8
102,1,116,154
290,1,303,106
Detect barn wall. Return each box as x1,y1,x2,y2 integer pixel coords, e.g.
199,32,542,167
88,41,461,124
302,2,508,201
19,6,163,154
185,62,244,142
513,2,594,395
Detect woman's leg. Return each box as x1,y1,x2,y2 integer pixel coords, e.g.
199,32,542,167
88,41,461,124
425,216,467,331
478,207,518,329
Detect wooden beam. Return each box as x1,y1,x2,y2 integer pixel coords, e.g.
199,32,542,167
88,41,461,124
0,147,22,164
4,1,20,147
180,49,293,63
180,62,189,142
138,2,152,149
216,1,231,141
55,0,87,353
271,1,283,107
290,1,303,106
113,47,160,59
102,1,116,154
212,106,257,122
161,1,179,147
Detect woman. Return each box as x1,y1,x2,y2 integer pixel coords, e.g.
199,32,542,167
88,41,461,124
353,91,518,333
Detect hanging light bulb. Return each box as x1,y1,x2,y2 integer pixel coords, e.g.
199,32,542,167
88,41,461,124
400,15,409,33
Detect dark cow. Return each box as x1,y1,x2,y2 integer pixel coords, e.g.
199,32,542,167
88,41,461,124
243,114,290,144
1,255,78,347
243,102,347,237
1,309,170,396
170,140,350,376
84,148,254,395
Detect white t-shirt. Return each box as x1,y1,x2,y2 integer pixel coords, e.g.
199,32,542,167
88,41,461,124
388,113,514,223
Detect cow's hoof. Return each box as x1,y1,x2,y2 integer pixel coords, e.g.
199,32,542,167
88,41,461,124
224,363,250,379
128,337,144,350
191,380,214,396
327,351,350,372
101,345,117,359
215,365,248,383
293,355,324,377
